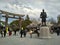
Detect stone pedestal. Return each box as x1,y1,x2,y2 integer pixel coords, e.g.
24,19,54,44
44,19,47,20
39,26,51,38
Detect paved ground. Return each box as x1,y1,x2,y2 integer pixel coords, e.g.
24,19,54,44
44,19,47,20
0,33,60,45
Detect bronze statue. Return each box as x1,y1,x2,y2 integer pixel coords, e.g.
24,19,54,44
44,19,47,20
40,9,47,26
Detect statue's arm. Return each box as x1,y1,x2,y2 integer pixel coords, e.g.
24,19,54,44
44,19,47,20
40,12,42,18
45,12,47,18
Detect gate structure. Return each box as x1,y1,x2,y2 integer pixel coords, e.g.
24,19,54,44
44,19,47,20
0,10,25,32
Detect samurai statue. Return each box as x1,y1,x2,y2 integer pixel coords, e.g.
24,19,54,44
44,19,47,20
40,9,47,26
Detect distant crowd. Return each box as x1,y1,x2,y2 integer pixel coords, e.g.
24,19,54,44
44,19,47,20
0,27,40,38
0,26,60,38
51,26,60,36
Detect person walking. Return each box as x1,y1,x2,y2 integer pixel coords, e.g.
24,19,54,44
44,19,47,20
20,27,24,38
23,29,27,37
0,30,3,37
29,29,33,38
9,30,12,36
56,28,60,36
4,30,6,37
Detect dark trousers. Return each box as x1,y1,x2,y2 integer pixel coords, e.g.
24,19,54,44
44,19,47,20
1,31,3,37
42,18,46,26
24,33,26,37
4,31,6,37
56,30,60,36
4,32,6,37
21,33,23,38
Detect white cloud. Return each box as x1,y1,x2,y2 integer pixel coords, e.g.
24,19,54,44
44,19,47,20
7,3,41,15
0,0,60,22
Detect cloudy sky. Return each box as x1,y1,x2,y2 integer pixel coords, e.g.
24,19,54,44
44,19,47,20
0,0,60,23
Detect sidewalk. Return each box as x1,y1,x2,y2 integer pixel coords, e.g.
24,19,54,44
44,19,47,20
0,33,60,45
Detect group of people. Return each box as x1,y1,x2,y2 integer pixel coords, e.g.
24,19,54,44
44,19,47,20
0,27,40,38
0,27,27,38
51,26,60,36
0,29,12,37
29,28,40,38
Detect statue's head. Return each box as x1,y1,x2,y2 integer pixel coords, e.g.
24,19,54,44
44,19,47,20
42,9,44,12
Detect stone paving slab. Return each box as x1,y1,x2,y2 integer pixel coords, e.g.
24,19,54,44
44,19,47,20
0,33,60,45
